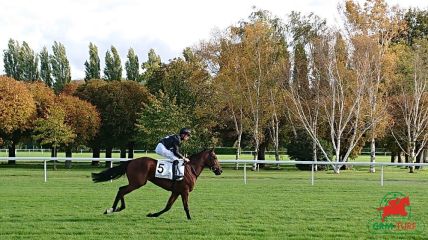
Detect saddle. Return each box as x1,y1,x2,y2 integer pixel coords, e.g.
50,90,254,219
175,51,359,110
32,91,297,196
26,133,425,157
155,160,185,181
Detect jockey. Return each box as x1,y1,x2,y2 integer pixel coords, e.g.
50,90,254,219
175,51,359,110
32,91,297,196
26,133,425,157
155,128,191,180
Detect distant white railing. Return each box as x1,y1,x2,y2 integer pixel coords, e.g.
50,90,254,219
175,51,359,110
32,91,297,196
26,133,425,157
1,157,427,185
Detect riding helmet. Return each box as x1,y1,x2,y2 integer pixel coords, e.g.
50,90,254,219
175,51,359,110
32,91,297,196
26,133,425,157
180,128,191,136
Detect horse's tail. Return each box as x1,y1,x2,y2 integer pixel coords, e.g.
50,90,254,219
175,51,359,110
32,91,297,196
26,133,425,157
92,162,129,183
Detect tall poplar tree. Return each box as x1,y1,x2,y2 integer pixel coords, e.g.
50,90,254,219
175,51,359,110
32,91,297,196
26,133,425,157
3,39,21,80
141,48,161,84
19,41,39,81
40,47,53,87
50,41,71,92
103,46,122,80
84,42,101,81
125,48,139,81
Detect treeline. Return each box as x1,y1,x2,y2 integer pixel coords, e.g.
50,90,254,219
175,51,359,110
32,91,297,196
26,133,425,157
1,0,428,173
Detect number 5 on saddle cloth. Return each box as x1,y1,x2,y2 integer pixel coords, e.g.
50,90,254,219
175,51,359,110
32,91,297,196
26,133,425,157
155,160,185,181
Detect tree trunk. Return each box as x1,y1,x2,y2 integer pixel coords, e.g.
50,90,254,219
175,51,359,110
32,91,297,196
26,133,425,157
398,151,402,163
234,134,242,170
65,147,72,168
105,147,113,168
91,147,100,166
312,138,317,171
120,147,127,159
274,144,280,169
409,141,415,173
390,151,396,163
334,146,341,174
7,142,16,165
416,147,422,170
424,149,428,163
52,146,57,170
369,137,376,173
257,143,266,169
127,142,134,159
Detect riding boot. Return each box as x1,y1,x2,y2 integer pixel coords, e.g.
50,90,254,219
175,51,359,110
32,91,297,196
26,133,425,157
172,160,179,181
173,160,183,181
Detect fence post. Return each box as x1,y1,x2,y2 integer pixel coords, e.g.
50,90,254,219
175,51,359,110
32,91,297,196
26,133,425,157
244,163,247,184
381,165,384,186
44,160,47,182
311,163,314,186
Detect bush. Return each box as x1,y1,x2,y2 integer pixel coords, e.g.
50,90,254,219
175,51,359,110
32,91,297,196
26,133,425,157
214,147,237,155
287,129,333,170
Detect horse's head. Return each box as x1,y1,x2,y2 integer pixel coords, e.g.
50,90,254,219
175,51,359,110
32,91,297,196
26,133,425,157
204,149,222,175
401,196,410,206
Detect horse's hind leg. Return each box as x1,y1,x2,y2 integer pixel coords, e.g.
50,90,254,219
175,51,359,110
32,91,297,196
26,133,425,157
105,184,140,214
147,192,179,218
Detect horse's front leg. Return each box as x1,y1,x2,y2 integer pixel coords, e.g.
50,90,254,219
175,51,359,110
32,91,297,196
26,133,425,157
147,192,179,218
181,191,191,220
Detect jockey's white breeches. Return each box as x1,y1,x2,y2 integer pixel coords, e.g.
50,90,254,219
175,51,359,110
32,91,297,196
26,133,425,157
155,143,180,161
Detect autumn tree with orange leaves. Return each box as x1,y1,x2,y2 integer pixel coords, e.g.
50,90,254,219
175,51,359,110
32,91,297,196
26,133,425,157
0,76,36,164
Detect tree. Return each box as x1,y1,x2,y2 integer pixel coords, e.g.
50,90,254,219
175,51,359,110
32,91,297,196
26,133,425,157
0,77,36,164
230,10,289,169
26,81,56,119
141,48,161,84
146,57,196,107
61,81,83,96
125,48,139,81
389,40,428,173
33,106,76,169
104,46,122,80
394,8,428,46
84,42,101,81
75,80,151,165
50,41,71,93
3,39,39,81
3,39,20,80
74,79,108,164
18,41,39,81
292,42,309,92
287,30,374,173
342,0,404,172
27,81,57,157
286,12,330,171
57,94,101,167
135,92,189,149
40,47,53,87
142,47,217,153
203,31,249,161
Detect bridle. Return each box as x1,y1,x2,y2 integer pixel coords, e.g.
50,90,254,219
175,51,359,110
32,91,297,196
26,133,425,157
186,151,221,178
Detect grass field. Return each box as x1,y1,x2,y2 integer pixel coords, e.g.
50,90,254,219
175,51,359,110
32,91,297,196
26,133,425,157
0,162,427,239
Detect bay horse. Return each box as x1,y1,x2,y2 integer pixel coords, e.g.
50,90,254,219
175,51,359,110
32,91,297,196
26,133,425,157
92,149,222,220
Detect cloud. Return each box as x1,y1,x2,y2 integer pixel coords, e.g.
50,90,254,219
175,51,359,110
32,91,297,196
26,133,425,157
1,0,427,79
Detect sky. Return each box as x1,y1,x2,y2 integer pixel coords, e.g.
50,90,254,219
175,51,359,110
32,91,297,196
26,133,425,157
0,0,427,79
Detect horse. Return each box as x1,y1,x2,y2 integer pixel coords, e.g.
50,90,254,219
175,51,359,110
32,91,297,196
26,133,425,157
377,196,410,222
91,149,222,220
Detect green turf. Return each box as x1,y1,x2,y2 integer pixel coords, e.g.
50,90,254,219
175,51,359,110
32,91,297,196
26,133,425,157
0,163,427,239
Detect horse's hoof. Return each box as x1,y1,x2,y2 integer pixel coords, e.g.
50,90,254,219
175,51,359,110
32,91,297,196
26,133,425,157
104,208,114,214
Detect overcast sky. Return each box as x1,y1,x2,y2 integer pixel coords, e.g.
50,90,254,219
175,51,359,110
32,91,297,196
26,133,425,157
1,0,427,79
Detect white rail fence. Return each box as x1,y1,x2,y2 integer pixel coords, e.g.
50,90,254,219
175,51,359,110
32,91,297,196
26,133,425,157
1,157,427,185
